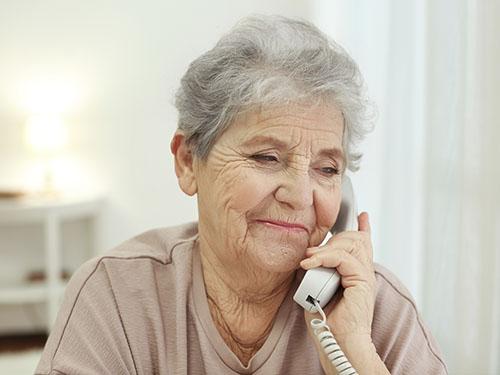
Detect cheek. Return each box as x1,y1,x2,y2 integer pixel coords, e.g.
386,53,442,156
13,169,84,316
222,169,276,212
318,190,341,224
310,187,342,243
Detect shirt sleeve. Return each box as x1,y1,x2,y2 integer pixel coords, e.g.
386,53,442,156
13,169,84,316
34,258,137,375
371,264,448,374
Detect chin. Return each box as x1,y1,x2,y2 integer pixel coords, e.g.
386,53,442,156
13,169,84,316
248,244,304,274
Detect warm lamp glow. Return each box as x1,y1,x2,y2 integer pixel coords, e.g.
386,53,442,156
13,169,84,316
18,78,80,115
15,76,82,196
25,114,68,154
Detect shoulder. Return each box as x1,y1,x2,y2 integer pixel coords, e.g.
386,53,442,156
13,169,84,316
65,221,199,291
373,262,416,307
103,221,199,262
64,219,199,312
371,263,448,374
36,222,199,374
70,221,199,297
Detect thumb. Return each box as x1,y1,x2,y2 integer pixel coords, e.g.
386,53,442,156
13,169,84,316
358,212,371,234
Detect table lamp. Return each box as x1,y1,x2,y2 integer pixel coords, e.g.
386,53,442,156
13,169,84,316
25,114,68,196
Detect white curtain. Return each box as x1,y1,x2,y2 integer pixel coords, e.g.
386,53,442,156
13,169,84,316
312,0,500,373
423,0,500,373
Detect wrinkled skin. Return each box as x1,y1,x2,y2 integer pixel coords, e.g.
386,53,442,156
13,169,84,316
171,101,346,362
193,102,344,282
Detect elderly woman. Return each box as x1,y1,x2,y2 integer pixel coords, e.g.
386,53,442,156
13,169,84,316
36,15,447,375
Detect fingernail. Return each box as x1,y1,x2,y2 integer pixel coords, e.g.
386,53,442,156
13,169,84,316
300,259,310,267
301,257,319,269
305,247,319,255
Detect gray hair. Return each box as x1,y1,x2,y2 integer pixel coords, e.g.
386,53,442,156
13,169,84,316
174,14,375,172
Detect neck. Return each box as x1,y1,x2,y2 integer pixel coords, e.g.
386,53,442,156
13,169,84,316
197,237,295,366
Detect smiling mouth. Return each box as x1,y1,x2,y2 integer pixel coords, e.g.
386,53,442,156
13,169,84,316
255,220,308,233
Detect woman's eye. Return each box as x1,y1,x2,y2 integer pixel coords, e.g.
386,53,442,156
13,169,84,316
320,167,339,176
251,154,279,163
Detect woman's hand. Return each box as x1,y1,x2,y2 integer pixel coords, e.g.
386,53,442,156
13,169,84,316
301,211,375,338
301,212,388,374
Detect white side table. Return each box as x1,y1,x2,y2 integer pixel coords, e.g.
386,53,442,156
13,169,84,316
0,194,105,331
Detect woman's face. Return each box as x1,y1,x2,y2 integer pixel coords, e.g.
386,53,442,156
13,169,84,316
193,102,345,274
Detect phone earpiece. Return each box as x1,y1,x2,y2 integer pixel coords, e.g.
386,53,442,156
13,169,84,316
331,175,358,234
294,175,358,311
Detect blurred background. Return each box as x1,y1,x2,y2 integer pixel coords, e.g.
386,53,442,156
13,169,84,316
0,0,498,373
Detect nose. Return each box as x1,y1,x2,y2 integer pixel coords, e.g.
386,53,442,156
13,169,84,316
274,169,314,210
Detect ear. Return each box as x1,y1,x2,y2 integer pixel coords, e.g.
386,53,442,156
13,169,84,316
170,131,197,196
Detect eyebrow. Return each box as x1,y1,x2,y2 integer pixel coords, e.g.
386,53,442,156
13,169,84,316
241,135,346,169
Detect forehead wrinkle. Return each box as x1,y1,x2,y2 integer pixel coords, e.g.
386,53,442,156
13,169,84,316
241,104,343,135
244,122,341,144
253,118,341,135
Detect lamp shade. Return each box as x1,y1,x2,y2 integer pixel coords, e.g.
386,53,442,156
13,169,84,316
25,114,68,154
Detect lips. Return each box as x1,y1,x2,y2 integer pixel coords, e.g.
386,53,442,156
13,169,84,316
256,219,309,233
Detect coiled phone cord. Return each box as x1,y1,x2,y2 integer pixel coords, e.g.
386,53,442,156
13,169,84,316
310,300,358,375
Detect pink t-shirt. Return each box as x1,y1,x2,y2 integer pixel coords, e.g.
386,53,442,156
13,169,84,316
36,222,447,374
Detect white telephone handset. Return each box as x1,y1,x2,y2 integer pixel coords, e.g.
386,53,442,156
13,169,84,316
293,176,359,374
293,175,358,312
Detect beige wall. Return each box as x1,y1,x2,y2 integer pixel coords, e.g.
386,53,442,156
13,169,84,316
0,0,310,333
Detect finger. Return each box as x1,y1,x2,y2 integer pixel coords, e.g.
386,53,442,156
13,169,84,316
301,248,359,270
357,212,370,233
358,212,371,234
322,229,363,243
305,236,352,255
305,245,321,256
300,250,370,287
305,236,371,264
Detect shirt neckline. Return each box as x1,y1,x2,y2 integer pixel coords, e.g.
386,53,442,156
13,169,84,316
191,235,298,374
